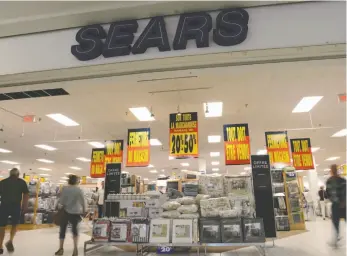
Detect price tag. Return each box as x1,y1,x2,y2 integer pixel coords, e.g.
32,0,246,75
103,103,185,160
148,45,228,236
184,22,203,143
157,246,174,254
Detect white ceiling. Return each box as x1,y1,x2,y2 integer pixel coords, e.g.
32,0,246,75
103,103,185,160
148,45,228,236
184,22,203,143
0,1,303,38
0,58,345,183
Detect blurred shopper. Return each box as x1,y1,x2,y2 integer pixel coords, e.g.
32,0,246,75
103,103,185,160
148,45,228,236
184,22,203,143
97,181,105,218
326,164,346,247
0,168,29,254
91,187,99,219
55,175,86,256
318,186,328,220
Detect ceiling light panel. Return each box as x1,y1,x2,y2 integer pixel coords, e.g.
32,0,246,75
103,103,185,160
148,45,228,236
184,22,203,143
212,168,219,171
35,144,57,151
292,96,323,113
204,102,223,117
311,147,320,152
211,161,220,166
326,156,340,161
46,113,79,126
257,149,267,155
88,141,104,148
0,160,19,164
0,148,12,153
149,170,157,173
169,156,174,160
69,166,81,170
150,139,162,146
38,168,51,171
332,128,347,137
39,173,51,177
76,157,90,162
129,107,155,121
208,135,221,143
148,164,154,168
210,152,220,157
181,163,189,167
36,159,54,163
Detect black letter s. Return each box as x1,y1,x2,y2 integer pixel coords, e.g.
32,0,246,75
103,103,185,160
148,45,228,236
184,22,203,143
213,9,249,46
71,25,106,61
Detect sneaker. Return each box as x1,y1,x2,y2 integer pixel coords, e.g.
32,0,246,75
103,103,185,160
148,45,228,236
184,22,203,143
5,241,14,253
0,248,3,255
55,248,64,255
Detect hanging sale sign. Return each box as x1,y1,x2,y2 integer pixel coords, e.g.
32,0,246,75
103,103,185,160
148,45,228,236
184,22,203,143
223,123,251,165
265,131,291,166
126,128,150,167
90,148,106,178
169,112,198,159
105,140,124,169
290,138,314,170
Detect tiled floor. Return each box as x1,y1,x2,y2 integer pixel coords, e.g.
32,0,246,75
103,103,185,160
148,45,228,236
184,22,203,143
0,218,345,255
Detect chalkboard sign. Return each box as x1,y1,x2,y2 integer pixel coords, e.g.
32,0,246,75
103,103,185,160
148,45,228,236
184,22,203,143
104,163,121,217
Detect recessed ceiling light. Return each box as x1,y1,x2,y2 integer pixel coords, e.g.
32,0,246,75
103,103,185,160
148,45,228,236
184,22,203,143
257,149,267,155
210,152,220,157
332,128,347,137
0,160,19,165
34,144,57,151
212,168,219,171
60,177,69,180
159,174,166,177
211,161,220,166
244,167,251,171
208,135,221,143
0,148,12,153
181,163,189,167
65,172,74,175
88,141,104,148
181,169,189,172
311,147,320,152
292,96,323,113
36,159,54,164
38,168,52,171
129,107,155,121
150,139,162,146
204,102,223,117
326,156,340,161
148,164,154,168
69,166,82,170
39,173,51,177
316,164,320,167
149,170,157,173
76,157,91,162
59,179,68,182
143,178,149,180
169,156,175,160
46,113,79,126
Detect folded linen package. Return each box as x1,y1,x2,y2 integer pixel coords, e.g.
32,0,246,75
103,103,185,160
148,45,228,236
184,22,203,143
198,175,224,197
200,197,232,218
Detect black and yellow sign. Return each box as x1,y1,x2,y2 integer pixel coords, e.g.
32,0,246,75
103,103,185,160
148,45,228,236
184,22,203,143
105,140,124,170
90,148,106,178
126,128,150,167
265,131,291,166
223,123,251,165
290,138,314,170
169,112,198,158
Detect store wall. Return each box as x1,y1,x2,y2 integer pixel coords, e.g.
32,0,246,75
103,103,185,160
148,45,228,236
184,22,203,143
0,1,345,76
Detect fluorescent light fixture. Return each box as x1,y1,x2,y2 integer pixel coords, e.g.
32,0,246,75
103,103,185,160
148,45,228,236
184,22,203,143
34,144,57,151
88,141,104,148
36,159,54,164
159,174,166,177
0,160,19,165
60,177,69,180
76,157,91,162
149,170,157,173
46,113,79,126
181,163,189,167
150,139,162,146
65,172,74,175
0,148,12,153
316,164,320,167
208,135,221,143
38,168,51,171
240,172,247,175
212,168,219,171
39,173,51,177
59,179,67,182
204,102,223,117
169,156,175,160
148,164,154,168
129,107,155,121
161,169,165,172
326,156,340,161
211,161,220,166
257,149,267,155
292,96,323,113
210,152,220,157
332,128,347,137
311,147,320,152
69,166,82,170
143,178,149,181
244,167,251,171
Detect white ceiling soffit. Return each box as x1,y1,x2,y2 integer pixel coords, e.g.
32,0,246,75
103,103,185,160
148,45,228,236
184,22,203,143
0,1,305,38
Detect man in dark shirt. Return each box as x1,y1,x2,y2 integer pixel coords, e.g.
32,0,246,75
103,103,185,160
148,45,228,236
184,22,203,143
326,164,346,248
0,168,29,254
318,186,328,220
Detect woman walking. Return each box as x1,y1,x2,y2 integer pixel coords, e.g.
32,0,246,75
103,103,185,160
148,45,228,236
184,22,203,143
55,175,86,256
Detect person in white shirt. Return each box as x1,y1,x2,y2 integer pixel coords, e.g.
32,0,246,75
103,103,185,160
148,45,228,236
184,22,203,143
97,181,105,218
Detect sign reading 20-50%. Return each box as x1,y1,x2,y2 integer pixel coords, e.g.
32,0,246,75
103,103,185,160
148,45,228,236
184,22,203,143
169,112,198,158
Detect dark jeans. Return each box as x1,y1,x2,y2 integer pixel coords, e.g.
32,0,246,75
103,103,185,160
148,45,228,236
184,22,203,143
98,204,104,218
59,213,81,239
331,203,346,238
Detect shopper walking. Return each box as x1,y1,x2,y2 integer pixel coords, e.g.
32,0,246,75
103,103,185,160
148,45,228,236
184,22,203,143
55,175,86,256
318,186,328,220
0,168,29,254
326,164,346,248
97,181,105,218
